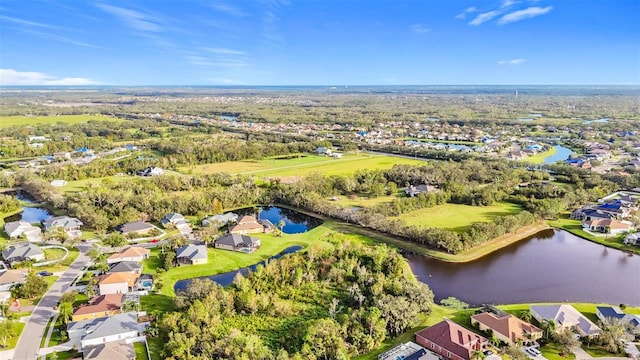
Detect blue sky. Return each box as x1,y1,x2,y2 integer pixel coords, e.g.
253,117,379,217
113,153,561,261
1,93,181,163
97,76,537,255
0,0,638,85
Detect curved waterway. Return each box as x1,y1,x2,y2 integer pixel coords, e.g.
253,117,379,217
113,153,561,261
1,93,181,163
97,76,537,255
544,145,573,164
407,229,640,306
174,245,303,292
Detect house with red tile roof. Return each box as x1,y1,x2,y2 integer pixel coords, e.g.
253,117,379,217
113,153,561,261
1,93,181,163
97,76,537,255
107,247,150,264
415,320,487,360
470,312,542,346
72,294,124,321
229,215,265,235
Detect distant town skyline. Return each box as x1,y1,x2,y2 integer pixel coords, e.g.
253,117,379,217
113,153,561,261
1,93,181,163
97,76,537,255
1,0,638,86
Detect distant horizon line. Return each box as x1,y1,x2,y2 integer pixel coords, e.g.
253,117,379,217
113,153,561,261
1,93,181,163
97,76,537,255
1,84,639,88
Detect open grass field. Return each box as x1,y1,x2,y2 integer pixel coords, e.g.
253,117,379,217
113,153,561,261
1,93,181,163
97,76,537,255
59,175,134,192
330,193,403,208
0,114,122,127
178,153,425,177
392,202,522,232
521,146,557,164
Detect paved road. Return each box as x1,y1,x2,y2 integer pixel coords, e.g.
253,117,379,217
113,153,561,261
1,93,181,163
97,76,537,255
11,245,90,360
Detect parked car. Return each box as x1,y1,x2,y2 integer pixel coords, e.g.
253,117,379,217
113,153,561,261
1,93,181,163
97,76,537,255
37,271,53,277
149,238,159,243
483,350,494,356
526,347,541,357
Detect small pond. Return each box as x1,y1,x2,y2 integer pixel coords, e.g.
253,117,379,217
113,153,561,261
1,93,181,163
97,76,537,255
238,206,323,234
544,145,573,164
174,245,302,292
3,190,52,223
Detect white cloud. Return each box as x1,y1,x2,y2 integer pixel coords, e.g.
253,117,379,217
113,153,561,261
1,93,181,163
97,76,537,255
203,48,247,55
501,0,520,8
498,58,526,65
95,3,163,32
0,69,98,85
499,6,553,24
411,24,430,34
454,6,477,19
469,10,501,26
209,2,247,17
0,15,61,29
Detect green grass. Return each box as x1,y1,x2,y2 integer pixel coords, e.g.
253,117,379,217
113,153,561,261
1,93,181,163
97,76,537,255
520,146,557,164
145,223,336,297
46,351,82,360
392,202,522,232
583,344,625,357
548,215,639,255
36,248,80,273
540,342,576,360
59,175,134,193
0,114,122,127
43,248,66,261
40,317,54,348
330,192,404,208
178,153,425,177
135,342,150,360
2,322,25,349
146,337,164,360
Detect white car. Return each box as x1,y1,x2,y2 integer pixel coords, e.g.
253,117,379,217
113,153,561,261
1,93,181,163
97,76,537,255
526,347,542,357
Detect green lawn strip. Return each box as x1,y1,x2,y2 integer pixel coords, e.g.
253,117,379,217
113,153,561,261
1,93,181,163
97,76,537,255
331,192,404,208
393,202,523,232
583,344,625,357
134,341,150,360
2,322,25,350
43,248,66,261
0,114,122,127
146,337,164,360
46,351,82,360
40,317,54,348
36,248,79,273
519,146,557,164
548,215,639,255
540,342,576,360
145,224,336,297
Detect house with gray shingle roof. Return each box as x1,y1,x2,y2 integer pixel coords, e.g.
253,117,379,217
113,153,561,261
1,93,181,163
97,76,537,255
107,261,142,275
42,216,83,238
530,304,601,338
176,244,208,265
117,221,155,236
202,212,239,227
214,234,261,253
2,243,45,266
67,312,142,350
3,221,42,242
83,340,136,360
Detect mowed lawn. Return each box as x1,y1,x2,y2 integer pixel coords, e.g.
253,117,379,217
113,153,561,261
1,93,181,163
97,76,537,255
178,153,425,177
59,175,134,192
0,114,122,127
393,202,522,232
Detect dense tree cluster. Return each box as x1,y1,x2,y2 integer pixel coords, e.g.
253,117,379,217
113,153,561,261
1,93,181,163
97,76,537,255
157,238,433,359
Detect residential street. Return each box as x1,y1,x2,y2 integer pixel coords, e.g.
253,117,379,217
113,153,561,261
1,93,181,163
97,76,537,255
8,245,90,360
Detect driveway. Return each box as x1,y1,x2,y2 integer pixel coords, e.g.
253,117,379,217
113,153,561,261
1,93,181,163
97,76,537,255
11,245,90,360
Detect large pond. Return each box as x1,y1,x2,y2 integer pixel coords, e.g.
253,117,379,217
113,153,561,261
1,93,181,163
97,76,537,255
238,206,323,234
407,229,640,306
544,145,573,164
174,245,303,292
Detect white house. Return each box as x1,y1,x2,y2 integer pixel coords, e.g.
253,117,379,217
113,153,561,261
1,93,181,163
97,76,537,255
2,243,45,266
624,232,640,245
67,313,141,350
3,221,42,241
97,273,139,295
106,247,150,265
530,304,601,338
50,179,68,187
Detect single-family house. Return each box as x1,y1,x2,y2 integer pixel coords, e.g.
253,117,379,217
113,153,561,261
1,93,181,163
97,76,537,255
202,212,239,227
83,340,136,360
72,294,124,322
107,261,142,275
405,184,438,198
470,312,542,345
415,320,487,360
117,222,156,237
137,166,164,177
42,216,83,238
229,215,265,235
596,306,640,332
176,244,208,265
583,219,632,235
623,232,640,246
2,243,45,266
161,213,187,227
0,269,27,291
67,312,141,350
214,234,261,253
107,247,150,264
97,272,140,295
53,151,72,160
107,246,151,265
530,304,601,338
3,221,42,241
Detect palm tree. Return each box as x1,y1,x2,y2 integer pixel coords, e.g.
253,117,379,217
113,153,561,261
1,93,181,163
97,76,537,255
519,310,532,323
472,350,486,360
541,319,556,339
278,219,286,237
58,302,73,325
490,335,501,348
599,317,633,353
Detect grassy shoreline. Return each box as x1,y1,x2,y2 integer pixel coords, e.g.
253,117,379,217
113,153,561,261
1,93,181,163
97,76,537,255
548,215,640,255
